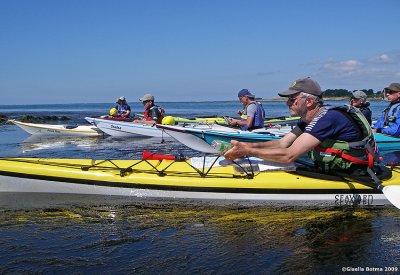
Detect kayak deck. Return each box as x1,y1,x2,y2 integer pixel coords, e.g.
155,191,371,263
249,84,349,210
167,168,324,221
1,157,398,189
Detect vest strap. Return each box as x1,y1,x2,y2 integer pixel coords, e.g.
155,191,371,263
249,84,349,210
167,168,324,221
315,146,373,167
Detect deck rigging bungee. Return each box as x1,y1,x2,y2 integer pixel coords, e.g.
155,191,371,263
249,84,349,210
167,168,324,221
81,151,261,179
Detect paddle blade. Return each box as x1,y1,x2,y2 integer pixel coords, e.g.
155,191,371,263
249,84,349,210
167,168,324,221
142,150,175,160
382,186,400,209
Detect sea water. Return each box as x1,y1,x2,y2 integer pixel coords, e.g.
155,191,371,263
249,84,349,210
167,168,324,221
0,100,399,273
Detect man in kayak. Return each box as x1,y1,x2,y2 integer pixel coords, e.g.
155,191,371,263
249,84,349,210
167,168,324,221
224,77,380,176
350,90,372,125
115,96,131,118
228,89,266,131
133,93,165,125
372,83,400,136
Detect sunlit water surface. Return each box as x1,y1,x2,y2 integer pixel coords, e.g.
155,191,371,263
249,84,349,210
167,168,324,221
0,101,399,273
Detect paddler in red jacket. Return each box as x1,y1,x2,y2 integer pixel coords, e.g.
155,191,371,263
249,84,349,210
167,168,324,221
133,93,165,125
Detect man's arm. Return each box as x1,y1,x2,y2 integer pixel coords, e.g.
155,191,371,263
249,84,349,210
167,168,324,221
224,132,320,164
231,116,254,129
381,119,400,136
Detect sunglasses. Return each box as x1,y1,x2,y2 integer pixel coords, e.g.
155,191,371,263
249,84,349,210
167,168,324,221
287,95,304,104
385,89,398,94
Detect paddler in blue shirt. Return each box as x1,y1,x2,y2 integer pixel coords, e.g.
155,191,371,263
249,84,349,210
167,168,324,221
224,77,387,181
115,96,131,118
228,89,265,131
372,83,400,136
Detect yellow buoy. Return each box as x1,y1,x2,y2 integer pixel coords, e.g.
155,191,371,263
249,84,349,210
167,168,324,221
109,108,118,116
162,116,175,125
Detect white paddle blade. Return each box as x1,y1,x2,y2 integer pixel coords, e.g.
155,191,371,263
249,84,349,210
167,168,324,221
383,186,400,209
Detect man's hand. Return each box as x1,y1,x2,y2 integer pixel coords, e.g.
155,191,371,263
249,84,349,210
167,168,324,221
224,140,247,160
229,118,239,127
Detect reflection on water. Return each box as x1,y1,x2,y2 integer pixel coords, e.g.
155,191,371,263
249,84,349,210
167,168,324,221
20,135,107,153
0,205,399,273
0,121,208,161
16,134,199,160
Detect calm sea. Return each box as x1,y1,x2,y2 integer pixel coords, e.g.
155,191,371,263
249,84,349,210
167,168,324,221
0,101,399,274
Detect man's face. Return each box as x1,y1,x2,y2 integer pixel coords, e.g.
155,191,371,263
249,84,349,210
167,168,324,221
142,100,151,108
350,97,363,107
286,93,306,117
385,89,400,103
238,96,247,104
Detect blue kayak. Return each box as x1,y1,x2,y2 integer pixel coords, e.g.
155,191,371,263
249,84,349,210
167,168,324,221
158,124,400,153
374,133,400,151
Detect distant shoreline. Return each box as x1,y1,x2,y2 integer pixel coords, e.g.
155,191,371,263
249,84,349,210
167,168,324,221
0,97,386,106
259,97,385,102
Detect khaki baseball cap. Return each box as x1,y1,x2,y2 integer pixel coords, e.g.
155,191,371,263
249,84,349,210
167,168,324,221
116,96,126,103
139,93,154,101
352,90,367,100
384,83,400,93
278,77,323,97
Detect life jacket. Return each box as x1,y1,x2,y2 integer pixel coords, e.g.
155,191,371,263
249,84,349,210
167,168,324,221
308,105,380,175
383,102,400,127
143,105,165,124
240,102,265,131
116,104,130,116
358,104,372,125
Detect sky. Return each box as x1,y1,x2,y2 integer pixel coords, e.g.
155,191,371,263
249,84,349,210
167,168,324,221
1,0,399,104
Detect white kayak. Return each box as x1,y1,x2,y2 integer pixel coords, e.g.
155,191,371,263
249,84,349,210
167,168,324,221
10,120,104,137
157,123,292,153
85,117,171,138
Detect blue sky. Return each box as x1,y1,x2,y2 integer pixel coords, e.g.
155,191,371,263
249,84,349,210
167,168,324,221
1,0,399,104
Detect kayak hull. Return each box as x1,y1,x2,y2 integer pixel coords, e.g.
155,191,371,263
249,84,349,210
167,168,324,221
374,133,400,151
0,157,397,207
85,117,170,138
0,174,385,207
10,120,103,137
157,124,286,153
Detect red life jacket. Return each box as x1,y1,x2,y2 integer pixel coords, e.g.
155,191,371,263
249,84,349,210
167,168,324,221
143,105,165,124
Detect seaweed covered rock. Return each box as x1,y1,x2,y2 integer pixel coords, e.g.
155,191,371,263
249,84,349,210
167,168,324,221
0,114,8,123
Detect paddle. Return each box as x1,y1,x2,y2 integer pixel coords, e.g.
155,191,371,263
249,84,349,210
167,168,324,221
295,158,400,209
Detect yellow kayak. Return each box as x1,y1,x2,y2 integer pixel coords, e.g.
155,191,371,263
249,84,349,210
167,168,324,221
172,116,300,125
0,156,399,207
136,114,300,125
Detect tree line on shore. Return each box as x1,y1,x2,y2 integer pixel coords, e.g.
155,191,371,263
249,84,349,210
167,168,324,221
323,89,383,99
262,88,385,101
